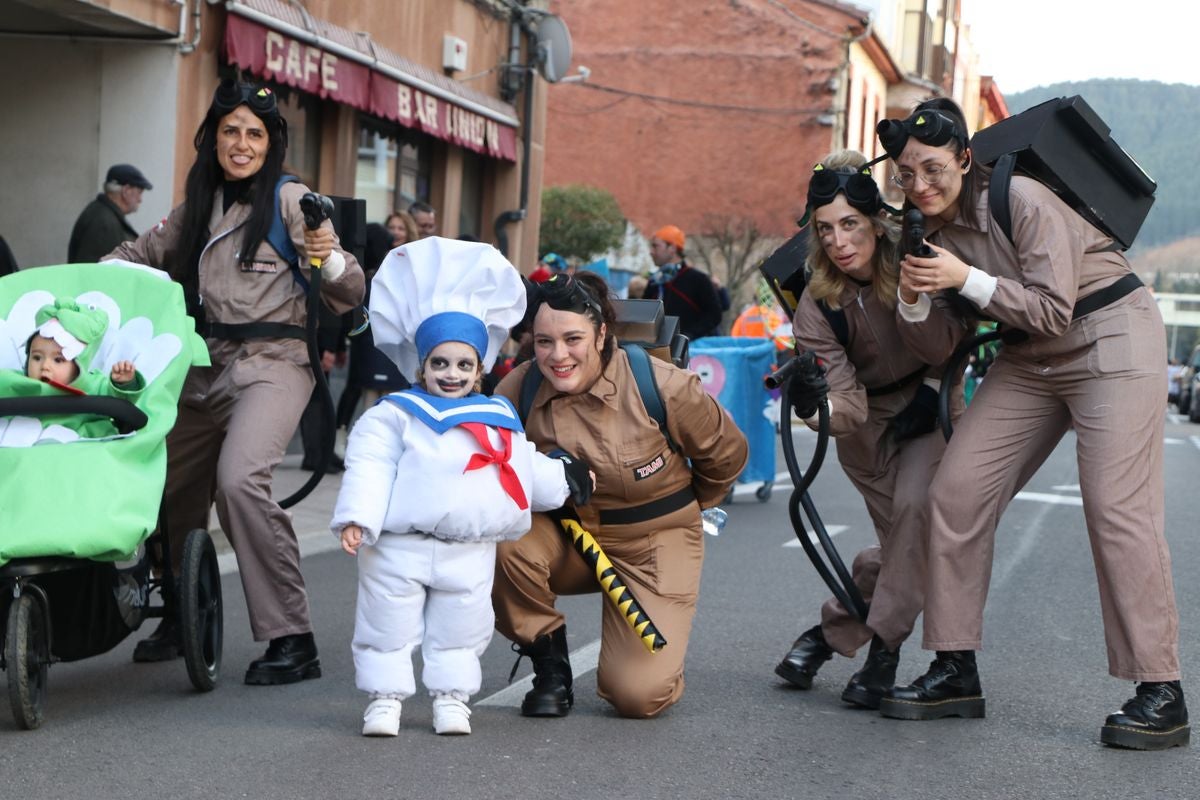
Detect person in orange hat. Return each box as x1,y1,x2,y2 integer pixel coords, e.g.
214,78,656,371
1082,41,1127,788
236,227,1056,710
641,225,723,341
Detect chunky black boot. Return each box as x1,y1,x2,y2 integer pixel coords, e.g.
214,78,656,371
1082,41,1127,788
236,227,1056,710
775,624,834,689
1101,681,1190,750
512,625,573,717
878,650,985,720
244,632,322,685
132,616,183,663
841,637,900,710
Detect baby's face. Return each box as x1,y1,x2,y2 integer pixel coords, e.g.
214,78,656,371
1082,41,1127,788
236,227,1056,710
26,335,79,385
422,341,481,398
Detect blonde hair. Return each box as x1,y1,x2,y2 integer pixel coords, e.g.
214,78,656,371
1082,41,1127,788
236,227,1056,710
804,150,901,311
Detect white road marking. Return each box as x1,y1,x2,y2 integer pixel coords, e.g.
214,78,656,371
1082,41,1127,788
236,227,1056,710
731,472,792,497
1050,484,1081,493
476,639,603,707
218,527,342,576
783,524,848,547
1012,491,1083,507
1191,435,1200,453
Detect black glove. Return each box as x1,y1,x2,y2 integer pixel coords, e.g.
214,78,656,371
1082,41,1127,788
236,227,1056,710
891,383,939,442
785,352,829,418
549,449,593,506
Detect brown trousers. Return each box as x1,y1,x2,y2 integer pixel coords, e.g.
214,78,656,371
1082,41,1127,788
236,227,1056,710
493,508,704,718
820,425,948,654
163,345,316,641
923,291,1180,681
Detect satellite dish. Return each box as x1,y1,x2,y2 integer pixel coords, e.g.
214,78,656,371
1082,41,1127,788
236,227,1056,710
535,14,573,83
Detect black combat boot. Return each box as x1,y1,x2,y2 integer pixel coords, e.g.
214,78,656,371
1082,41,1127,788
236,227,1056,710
841,637,900,710
133,616,183,663
878,650,985,720
244,632,322,685
513,625,573,717
774,624,834,689
1100,681,1190,750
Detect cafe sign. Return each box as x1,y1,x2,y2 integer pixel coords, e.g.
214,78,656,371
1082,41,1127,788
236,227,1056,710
224,14,518,161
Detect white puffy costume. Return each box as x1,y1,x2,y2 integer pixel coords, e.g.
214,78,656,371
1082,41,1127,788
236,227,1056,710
331,237,570,703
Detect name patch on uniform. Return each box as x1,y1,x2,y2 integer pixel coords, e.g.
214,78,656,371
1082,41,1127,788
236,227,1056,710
632,452,666,481
240,260,278,274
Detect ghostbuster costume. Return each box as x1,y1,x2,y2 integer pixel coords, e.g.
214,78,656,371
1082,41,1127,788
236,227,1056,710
773,159,966,709
879,105,1186,750
332,237,580,737
776,280,964,708
492,277,748,719
108,156,364,681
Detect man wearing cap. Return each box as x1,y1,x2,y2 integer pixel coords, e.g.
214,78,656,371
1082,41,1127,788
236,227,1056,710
642,224,723,341
68,164,153,264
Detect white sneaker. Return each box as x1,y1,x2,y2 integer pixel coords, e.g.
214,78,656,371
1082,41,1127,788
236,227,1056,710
362,698,402,737
432,696,471,735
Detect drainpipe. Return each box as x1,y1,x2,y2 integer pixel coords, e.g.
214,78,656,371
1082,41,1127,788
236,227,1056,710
493,11,534,259
178,0,203,55
832,18,873,149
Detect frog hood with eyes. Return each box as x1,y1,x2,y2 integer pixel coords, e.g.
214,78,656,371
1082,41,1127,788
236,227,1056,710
33,297,109,374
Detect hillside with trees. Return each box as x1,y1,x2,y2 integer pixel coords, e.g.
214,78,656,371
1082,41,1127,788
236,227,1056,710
1004,80,1200,261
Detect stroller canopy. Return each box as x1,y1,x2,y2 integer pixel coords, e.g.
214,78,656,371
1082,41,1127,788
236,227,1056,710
0,263,209,565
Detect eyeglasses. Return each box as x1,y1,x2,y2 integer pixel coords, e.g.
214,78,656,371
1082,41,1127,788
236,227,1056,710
797,165,884,227
890,155,959,190
212,80,279,119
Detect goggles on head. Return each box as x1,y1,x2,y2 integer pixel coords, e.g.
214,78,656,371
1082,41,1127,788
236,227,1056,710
797,162,888,227
875,109,966,160
212,80,281,121
539,273,602,319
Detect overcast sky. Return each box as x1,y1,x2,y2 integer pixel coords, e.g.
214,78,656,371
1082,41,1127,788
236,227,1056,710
862,0,1199,94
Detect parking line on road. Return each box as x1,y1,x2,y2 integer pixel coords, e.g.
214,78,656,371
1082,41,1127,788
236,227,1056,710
1192,435,1200,453
476,639,603,707
731,471,792,498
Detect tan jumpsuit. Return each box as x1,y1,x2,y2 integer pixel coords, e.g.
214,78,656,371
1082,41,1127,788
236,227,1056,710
109,181,365,641
492,347,748,717
898,174,1180,681
793,285,964,654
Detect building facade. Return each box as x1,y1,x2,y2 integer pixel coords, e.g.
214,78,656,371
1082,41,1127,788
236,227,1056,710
1,0,550,270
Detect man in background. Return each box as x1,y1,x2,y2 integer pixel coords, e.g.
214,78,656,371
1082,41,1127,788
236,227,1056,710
407,201,438,238
642,224,723,341
68,163,153,263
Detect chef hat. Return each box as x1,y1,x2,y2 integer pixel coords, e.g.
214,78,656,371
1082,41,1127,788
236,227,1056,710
33,297,109,370
370,236,526,379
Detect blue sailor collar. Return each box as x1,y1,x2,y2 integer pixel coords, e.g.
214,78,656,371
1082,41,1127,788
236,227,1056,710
383,388,525,435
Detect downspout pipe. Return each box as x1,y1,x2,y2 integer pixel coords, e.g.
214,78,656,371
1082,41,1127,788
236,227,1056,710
493,13,534,259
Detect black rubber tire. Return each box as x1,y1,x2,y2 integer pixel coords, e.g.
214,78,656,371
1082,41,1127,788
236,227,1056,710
180,529,222,692
5,592,48,730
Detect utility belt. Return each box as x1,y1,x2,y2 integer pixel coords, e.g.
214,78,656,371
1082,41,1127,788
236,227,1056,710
598,485,696,526
865,366,925,398
199,321,307,341
999,273,1144,345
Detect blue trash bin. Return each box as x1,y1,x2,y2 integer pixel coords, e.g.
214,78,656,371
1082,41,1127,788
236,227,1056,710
688,336,776,488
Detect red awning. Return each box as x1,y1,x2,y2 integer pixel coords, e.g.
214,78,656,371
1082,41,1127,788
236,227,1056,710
223,9,518,162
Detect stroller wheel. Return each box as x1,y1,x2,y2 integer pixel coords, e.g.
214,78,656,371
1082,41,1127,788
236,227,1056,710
5,592,49,730
180,529,223,692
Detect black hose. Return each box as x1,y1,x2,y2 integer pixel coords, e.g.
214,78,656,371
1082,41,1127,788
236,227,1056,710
280,194,337,509
778,376,870,622
937,329,1004,441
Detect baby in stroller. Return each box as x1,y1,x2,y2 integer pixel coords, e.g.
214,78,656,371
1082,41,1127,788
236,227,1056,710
0,262,213,730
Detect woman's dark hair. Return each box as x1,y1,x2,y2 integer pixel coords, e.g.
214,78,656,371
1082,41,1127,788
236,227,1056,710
530,270,617,369
174,81,289,296
911,96,991,218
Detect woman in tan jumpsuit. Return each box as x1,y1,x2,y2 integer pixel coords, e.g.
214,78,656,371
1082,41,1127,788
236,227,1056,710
875,98,1187,750
774,151,964,709
109,81,364,685
492,272,748,718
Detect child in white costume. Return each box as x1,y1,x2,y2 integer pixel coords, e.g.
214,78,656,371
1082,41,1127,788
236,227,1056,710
331,237,592,737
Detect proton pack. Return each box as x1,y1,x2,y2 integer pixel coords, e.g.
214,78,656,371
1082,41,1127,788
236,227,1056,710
970,95,1156,250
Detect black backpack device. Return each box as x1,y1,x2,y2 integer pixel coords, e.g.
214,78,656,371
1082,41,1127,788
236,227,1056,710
970,95,1157,250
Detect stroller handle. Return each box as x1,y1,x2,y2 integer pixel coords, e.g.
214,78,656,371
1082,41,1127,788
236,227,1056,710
0,396,148,434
